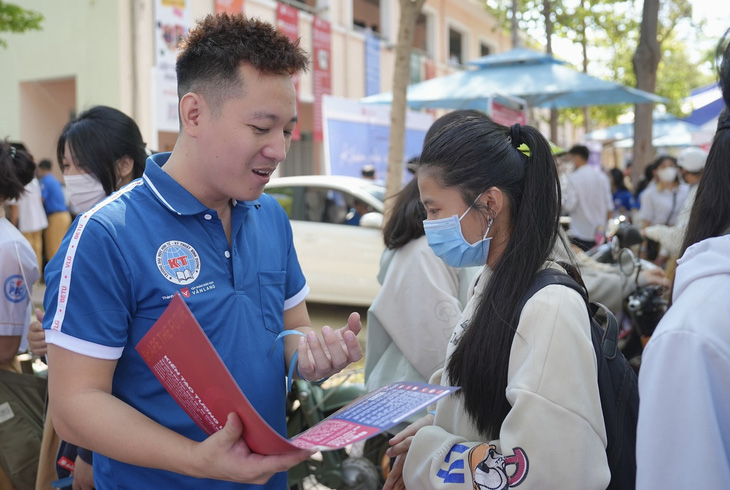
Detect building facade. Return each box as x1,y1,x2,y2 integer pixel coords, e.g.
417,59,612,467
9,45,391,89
0,0,512,177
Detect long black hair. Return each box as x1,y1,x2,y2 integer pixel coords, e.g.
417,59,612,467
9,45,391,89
420,116,562,437
634,160,658,198
680,28,730,256
0,140,36,201
57,106,146,196
609,168,628,193
383,178,426,249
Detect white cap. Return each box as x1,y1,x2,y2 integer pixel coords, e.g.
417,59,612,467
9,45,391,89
677,147,708,173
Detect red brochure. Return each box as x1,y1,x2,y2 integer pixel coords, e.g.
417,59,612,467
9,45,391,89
136,293,458,454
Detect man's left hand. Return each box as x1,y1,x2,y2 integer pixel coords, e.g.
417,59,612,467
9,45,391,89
295,312,362,381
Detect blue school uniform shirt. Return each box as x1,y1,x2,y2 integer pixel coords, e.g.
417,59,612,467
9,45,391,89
613,188,636,212
39,173,69,214
43,152,308,489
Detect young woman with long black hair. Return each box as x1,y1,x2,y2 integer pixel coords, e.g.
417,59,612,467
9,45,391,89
384,115,609,489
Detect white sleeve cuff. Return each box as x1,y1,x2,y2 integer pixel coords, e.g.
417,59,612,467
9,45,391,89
284,284,310,311
45,329,124,360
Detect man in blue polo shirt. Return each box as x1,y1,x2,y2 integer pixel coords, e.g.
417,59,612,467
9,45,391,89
42,14,363,489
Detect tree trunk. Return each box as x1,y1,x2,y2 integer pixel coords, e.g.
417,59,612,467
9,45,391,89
581,3,590,134
543,0,558,142
632,0,660,188
512,0,521,48
385,0,426,219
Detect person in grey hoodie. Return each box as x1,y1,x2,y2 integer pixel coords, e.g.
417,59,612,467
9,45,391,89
636,28,730,489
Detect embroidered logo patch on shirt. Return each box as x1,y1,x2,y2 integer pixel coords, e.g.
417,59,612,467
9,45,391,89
3,274,27,303
156,241,201,285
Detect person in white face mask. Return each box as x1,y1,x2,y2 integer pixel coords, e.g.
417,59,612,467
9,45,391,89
57,106,147,216
637,155,690,263
643,147,707,275
384,116,610,490
27,105,146,490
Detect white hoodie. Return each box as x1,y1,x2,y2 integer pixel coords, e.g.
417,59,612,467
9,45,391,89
403,263,609,490
637,234,730,489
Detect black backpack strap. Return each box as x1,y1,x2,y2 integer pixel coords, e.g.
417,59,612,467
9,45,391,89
514,268,588,326
590,302,620,360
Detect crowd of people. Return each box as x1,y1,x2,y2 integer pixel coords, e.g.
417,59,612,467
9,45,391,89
0,11,728,490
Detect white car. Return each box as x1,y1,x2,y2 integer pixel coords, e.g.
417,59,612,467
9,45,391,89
264,175,386,307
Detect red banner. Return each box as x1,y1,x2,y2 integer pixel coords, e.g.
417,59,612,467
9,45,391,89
277,2,301,140
313,17,331,142
491,100,526,126
214,0,244,14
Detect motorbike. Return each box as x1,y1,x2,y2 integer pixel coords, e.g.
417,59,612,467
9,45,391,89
585,215,644,264
585,216,668,371
286,372,391,490
616,247,668,371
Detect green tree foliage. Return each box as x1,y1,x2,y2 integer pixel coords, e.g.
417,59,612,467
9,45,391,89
0,1,43,48
484,0,714,128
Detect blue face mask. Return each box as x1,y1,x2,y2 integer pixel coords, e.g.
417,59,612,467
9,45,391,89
423,197,493,268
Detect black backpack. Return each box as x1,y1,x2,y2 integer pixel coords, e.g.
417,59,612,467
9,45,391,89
515,267,639,490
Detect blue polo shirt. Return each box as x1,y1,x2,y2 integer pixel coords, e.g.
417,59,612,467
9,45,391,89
43,153,308,489
39,173,69,214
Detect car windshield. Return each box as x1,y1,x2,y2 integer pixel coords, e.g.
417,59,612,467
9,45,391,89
362,184,385,203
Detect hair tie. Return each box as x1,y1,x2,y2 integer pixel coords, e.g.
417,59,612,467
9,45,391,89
8,146,16,160
509,123,522,148
718,118,730,132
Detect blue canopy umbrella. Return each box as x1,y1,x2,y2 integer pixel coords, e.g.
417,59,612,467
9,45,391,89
682,83,724,130
585,112,705,147
361,48,665,110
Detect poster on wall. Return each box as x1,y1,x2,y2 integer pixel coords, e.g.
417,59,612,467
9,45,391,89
276,3,301,140
154,0,191,133
215,0,244,14
365,30,380,97
322,95,433,184
313,17,332,142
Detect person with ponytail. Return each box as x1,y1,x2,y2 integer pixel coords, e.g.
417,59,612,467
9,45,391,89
636,29,730,489
383,116,609,490
0,140,43,489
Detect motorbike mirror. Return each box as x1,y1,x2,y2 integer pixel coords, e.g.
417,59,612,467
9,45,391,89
618,248,638,276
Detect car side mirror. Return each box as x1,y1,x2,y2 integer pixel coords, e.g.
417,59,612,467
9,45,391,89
359,212,383,229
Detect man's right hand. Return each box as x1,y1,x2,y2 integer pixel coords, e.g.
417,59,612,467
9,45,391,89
48,345,313,485
194,412,313,484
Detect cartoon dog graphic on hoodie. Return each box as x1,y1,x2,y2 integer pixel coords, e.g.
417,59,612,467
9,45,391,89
469,444,529,489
